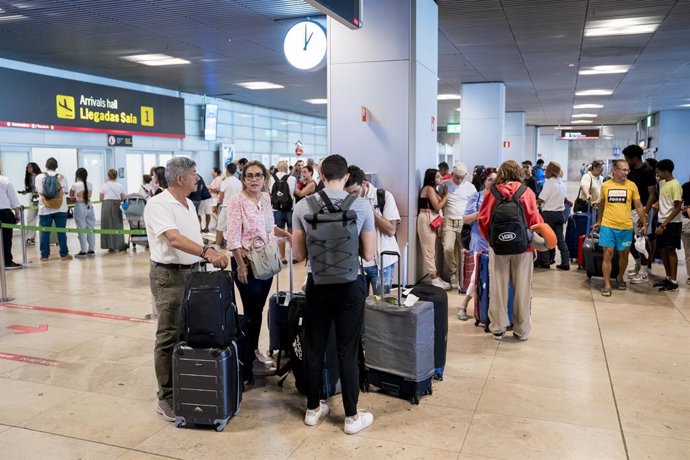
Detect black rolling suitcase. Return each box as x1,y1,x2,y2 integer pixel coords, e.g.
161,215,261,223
268,250,303,354
362,252,434,405
173,341,242,432
408,283,448,381
582,234,620,280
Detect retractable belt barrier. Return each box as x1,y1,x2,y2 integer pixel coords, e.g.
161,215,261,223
22,200,104,211
0,222,147,302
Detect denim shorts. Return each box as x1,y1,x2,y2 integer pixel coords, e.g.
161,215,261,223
599,226,633,251
273,210,292,230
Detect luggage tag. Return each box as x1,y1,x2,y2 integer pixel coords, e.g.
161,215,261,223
403,293,419,307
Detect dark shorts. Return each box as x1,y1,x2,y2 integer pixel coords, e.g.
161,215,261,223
657,222,682,250
273,210,292,230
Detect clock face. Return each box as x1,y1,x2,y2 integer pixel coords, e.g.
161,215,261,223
284,21,327,71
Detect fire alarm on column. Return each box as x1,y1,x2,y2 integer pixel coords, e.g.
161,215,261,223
361,106,368,122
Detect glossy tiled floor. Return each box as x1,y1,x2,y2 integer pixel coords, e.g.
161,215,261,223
0,232,688,460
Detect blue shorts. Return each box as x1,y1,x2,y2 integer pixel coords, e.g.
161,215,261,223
273,210,292,230
599,226,633,251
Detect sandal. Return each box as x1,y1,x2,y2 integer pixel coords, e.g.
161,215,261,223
617,280,627,290
457,307,468,321
601,287,612,297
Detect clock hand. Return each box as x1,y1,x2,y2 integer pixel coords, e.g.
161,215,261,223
304,31,314,51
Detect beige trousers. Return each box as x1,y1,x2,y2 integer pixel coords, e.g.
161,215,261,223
488,248,534,338
417,212,439,275
442,218,463,277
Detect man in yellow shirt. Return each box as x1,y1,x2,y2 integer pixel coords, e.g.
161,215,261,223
592,160,647,296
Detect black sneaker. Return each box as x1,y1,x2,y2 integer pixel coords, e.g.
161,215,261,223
659,282,679,292
87,250,95,256
653,279,670,288
75,252,88,258
5,261,22,270
556,264,570,271
492,331,505,341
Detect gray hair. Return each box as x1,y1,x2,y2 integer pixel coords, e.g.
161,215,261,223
165,157,197,185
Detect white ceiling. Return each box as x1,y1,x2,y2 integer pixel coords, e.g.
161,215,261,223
0,0,688,126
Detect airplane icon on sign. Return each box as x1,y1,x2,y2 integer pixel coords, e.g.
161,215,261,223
56,95,75,119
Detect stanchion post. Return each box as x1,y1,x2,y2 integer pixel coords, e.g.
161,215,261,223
0,225,15,302
20,205,28,265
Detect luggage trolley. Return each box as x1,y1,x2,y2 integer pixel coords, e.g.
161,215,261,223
124,193,148,249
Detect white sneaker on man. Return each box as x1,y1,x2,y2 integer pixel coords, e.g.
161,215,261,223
255,349,275,366
630,270,649,284
344,411,374,434
304,401,329,426
431,278,451,290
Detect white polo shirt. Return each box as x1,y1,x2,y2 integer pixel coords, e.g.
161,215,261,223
144,189,203,265
362,185,400,268
0,176,20,210
539,177,567,212
443,178,477,219
219,175,243,207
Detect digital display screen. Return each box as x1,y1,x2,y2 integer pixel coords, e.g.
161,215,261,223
560,129,600,140
203,104,218,141
306,0,362,29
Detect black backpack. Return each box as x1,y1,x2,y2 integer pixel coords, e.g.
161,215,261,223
376,188,386,214
488,184,530,255
178,271,238,348
305,190,360,285
271,174,293,212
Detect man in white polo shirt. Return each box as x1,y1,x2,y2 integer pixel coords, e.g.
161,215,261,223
442,162,477,290
215,162,243,246
145,157,228,423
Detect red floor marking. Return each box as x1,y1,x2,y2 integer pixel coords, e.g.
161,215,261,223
0,303,155,324
0,351,64,367
7,324,49,334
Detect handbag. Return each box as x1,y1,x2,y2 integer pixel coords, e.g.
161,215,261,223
427,208,443,231
461,224,472,249
573,173,592,213
246,236,282,280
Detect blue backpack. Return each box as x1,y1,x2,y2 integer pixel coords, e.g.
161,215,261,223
42,174,64,208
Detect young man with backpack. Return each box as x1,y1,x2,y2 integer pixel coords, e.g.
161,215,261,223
270,160,297,264
35,157,72,261
478,160,543,341
292,154,375,434
345,164,400,294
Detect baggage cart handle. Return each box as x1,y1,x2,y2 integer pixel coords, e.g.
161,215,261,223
380,250,402,306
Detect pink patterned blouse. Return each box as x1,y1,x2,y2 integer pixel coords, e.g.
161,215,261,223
225,191,276,251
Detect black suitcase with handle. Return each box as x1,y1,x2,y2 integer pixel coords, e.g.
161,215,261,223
173,341,242,432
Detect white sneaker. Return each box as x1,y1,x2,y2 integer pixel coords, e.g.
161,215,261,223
627,262,641,276
252,360,276,376
255,349,275,366
431,278,451,290
450,280,459,290
304,401,329,426
344,411,374,434
629,273,649,284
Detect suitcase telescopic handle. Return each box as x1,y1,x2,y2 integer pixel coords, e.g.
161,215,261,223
380,250,401,306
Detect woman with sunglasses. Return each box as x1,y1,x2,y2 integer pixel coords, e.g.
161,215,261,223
225,161,292,378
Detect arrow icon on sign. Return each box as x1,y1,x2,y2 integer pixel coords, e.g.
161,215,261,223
7,324,48,334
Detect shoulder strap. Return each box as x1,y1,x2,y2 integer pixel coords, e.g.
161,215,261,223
510,184,527,201
376,188,386,213
340,193,356,211
317,189,338,212
306,194,322,215
490,184,504,201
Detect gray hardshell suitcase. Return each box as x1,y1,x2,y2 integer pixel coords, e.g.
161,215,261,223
362,251,434,404
173,342,241,432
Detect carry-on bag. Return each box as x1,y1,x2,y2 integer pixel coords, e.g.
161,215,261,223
474,252,514,333
268,246,303,354
173,341,242,432
458,249,475,293
582,234,620,280
577,206,596,269
408,282,448,381
565,212,589,262
178,270,237,349
277,295,341,399
362,251,434,405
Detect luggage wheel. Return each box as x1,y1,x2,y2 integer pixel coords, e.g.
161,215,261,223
175,417,186,429
215,421,227,432
411,395,419,405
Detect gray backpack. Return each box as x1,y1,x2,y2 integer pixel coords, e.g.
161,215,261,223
305,190,360,285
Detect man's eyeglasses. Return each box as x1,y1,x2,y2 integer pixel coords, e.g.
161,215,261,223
245,173,264,180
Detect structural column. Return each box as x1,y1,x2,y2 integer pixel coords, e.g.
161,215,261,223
504,111,525,162
657,110,690,181
328,0,438,284
459,83,506,170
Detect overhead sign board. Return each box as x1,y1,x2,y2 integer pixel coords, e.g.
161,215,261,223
446,123,461,134
0,68,185,138
107,134,133,147
305,0,362,29
560,129,600,140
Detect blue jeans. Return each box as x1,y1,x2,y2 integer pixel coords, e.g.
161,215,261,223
363,264,394,295
39,212,69,258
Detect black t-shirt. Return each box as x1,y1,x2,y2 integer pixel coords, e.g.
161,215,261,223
682,181,690,206
626,163,656,207
524,176,537,195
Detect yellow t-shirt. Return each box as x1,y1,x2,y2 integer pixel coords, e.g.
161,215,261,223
601,179,640,230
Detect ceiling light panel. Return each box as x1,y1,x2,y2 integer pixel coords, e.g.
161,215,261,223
122,53,190,66
574,104,604,109
304,98,327,105
575,89,613,96
584,17,661,37
571,120,593,124
437,94,461,100
578,65,630,75
237,81,285,90
572,114,597,118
